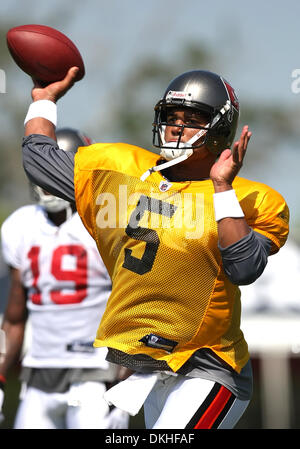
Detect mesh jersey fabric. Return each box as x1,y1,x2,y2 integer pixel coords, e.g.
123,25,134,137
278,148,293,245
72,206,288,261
74,143,289,373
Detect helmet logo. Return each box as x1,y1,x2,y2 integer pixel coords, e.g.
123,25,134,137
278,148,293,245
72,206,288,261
82,134,92,145
166,90,192,104
222,79,239,111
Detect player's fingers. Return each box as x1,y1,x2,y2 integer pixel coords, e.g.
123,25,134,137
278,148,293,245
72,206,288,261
218,148,232,162
245,131,252,150
49,67,79,101
241,132,251,160
63,66,79,87
237,126,250,162
232,141,240,164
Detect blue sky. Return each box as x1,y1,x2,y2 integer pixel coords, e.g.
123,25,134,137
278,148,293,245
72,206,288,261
1,0,300,233
2,0,300,106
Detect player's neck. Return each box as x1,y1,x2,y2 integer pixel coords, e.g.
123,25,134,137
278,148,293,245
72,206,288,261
162,153,214,182
47,209,68,226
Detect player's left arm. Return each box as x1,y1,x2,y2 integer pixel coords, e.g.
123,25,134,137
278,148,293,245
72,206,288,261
219,229,272,285
210,126,285,285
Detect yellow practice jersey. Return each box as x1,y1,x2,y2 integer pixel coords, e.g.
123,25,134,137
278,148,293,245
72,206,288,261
74,143,289,373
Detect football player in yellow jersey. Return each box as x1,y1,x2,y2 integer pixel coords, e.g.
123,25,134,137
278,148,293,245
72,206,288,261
21,67,289,429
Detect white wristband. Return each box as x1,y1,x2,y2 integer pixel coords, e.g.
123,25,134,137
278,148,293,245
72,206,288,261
24,100,57,126
213,189,245,222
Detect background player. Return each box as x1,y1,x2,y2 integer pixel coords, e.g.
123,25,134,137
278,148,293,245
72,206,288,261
0,128,129,429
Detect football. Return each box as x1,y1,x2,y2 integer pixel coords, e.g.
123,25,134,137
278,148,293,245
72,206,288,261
6,24,85,84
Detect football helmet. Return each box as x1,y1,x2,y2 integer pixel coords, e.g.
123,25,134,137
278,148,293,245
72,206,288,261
153,70,239,159
31,127,92,213
55,127,92,153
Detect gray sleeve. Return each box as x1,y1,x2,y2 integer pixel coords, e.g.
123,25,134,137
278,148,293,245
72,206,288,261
219,229,272,285
22,134,75,203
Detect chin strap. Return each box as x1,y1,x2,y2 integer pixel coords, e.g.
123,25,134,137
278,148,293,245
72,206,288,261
140,153,190,182
140,127,208,182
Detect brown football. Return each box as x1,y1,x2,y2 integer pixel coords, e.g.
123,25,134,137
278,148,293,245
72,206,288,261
6,24,85,84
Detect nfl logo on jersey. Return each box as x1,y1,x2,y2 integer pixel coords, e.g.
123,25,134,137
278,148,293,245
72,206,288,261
159,180,172,192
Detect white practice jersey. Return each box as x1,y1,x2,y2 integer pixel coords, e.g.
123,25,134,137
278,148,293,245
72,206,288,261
1,205,112,369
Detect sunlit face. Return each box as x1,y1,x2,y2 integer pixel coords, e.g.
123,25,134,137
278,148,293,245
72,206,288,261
164,108,209,145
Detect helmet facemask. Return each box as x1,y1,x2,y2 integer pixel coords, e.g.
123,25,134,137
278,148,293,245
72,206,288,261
31,185,71,214
153,104,212,161
153,98,237,160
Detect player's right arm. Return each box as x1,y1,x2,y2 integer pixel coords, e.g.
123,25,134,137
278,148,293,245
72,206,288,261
23,67,79,202
24,66,79,139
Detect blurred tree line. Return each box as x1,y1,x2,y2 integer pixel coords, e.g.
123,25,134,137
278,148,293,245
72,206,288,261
100,42,300,156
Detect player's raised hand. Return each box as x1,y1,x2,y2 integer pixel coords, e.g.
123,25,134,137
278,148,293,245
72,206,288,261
31,66,79,103
210,125,252,190
24,67,79,138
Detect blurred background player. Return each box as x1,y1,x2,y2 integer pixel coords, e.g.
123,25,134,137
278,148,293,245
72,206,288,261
0,128,129,429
